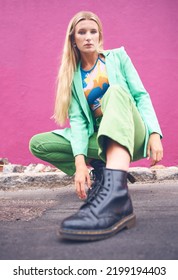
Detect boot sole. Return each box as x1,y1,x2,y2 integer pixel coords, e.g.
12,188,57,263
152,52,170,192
59,214,136,241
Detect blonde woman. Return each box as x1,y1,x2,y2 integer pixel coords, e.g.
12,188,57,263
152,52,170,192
30,11,163,241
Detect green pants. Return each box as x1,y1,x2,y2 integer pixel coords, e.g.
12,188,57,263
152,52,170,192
29,85,146,176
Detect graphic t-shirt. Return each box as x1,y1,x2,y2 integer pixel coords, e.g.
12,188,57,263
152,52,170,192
80,56,109,117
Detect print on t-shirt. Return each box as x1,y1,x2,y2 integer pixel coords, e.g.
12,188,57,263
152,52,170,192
81,57,109,112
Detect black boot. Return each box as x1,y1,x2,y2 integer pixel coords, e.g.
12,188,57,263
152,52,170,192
59,168,136,241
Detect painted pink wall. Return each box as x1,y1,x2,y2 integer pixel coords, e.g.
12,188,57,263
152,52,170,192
0,0,178,167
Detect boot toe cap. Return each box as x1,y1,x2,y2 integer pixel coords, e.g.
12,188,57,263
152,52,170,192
60,212,97,230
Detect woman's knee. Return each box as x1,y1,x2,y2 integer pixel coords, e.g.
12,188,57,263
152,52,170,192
29,135,38,155
29,133,45,156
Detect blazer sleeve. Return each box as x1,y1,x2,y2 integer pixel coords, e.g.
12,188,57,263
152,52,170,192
119,47,163,137
68,93,89,157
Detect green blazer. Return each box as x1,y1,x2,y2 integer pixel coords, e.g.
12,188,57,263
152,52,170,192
53,47,162,158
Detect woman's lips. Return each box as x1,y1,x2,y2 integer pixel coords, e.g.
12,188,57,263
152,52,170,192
84,44,93,47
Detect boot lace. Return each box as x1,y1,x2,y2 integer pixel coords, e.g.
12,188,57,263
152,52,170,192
85,168,102,202
89,180,110,208
85,173,111,208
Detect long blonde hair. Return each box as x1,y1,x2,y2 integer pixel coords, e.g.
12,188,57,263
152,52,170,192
54,11,104,125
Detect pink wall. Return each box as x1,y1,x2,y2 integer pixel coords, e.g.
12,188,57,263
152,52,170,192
0,0,178,167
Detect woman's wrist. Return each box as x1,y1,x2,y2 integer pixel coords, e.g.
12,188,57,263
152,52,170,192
150,132,161,139
75,154,86,168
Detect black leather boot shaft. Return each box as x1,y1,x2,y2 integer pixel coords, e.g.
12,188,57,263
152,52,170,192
85,168,133,220
87,160,136,202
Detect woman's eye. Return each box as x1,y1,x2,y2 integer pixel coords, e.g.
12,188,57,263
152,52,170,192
78,31,85,35
77,29,98,35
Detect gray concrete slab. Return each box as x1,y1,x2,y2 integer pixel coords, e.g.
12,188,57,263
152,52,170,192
0,181,178,260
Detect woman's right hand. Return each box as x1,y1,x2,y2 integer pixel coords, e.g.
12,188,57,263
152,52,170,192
75,155,91,200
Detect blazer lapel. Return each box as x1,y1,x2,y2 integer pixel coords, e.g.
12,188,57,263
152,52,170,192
103,50,117,85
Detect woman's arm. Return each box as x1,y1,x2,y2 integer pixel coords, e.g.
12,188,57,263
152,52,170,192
75,155,91,199
69,94,91,198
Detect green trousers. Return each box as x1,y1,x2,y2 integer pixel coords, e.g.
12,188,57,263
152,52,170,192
29,85,146,176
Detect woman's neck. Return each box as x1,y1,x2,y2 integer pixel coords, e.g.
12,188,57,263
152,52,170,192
80,52,99,71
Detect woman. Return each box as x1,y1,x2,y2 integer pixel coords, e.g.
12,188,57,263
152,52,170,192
30,11,163,241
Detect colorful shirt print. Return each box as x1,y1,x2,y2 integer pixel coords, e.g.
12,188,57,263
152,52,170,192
81,56,109,114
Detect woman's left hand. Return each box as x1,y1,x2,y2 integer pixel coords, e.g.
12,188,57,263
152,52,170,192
147,133,163,166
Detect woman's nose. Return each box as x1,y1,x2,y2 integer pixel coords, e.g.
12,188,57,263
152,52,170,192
86,32,92,40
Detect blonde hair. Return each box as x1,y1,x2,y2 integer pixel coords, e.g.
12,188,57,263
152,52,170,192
54,11,104,125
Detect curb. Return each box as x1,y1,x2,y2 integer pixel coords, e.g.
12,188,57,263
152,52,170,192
128,166,178,183
0,172,74,190
0,167,178,190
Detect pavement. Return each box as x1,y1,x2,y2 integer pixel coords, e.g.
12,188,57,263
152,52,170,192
0,167,178,260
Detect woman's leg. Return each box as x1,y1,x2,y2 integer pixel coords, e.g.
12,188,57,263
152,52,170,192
29,131,100,176
106,139,130,170
29,132,76,175
97,85,146,164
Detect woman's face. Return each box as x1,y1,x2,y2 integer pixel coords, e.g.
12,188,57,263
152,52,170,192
74,19,100,55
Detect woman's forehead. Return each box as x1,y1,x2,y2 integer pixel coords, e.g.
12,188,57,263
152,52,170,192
75,19,98,30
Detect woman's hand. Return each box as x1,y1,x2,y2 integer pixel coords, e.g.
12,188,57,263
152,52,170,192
75,155,91,199
147,133,163,166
